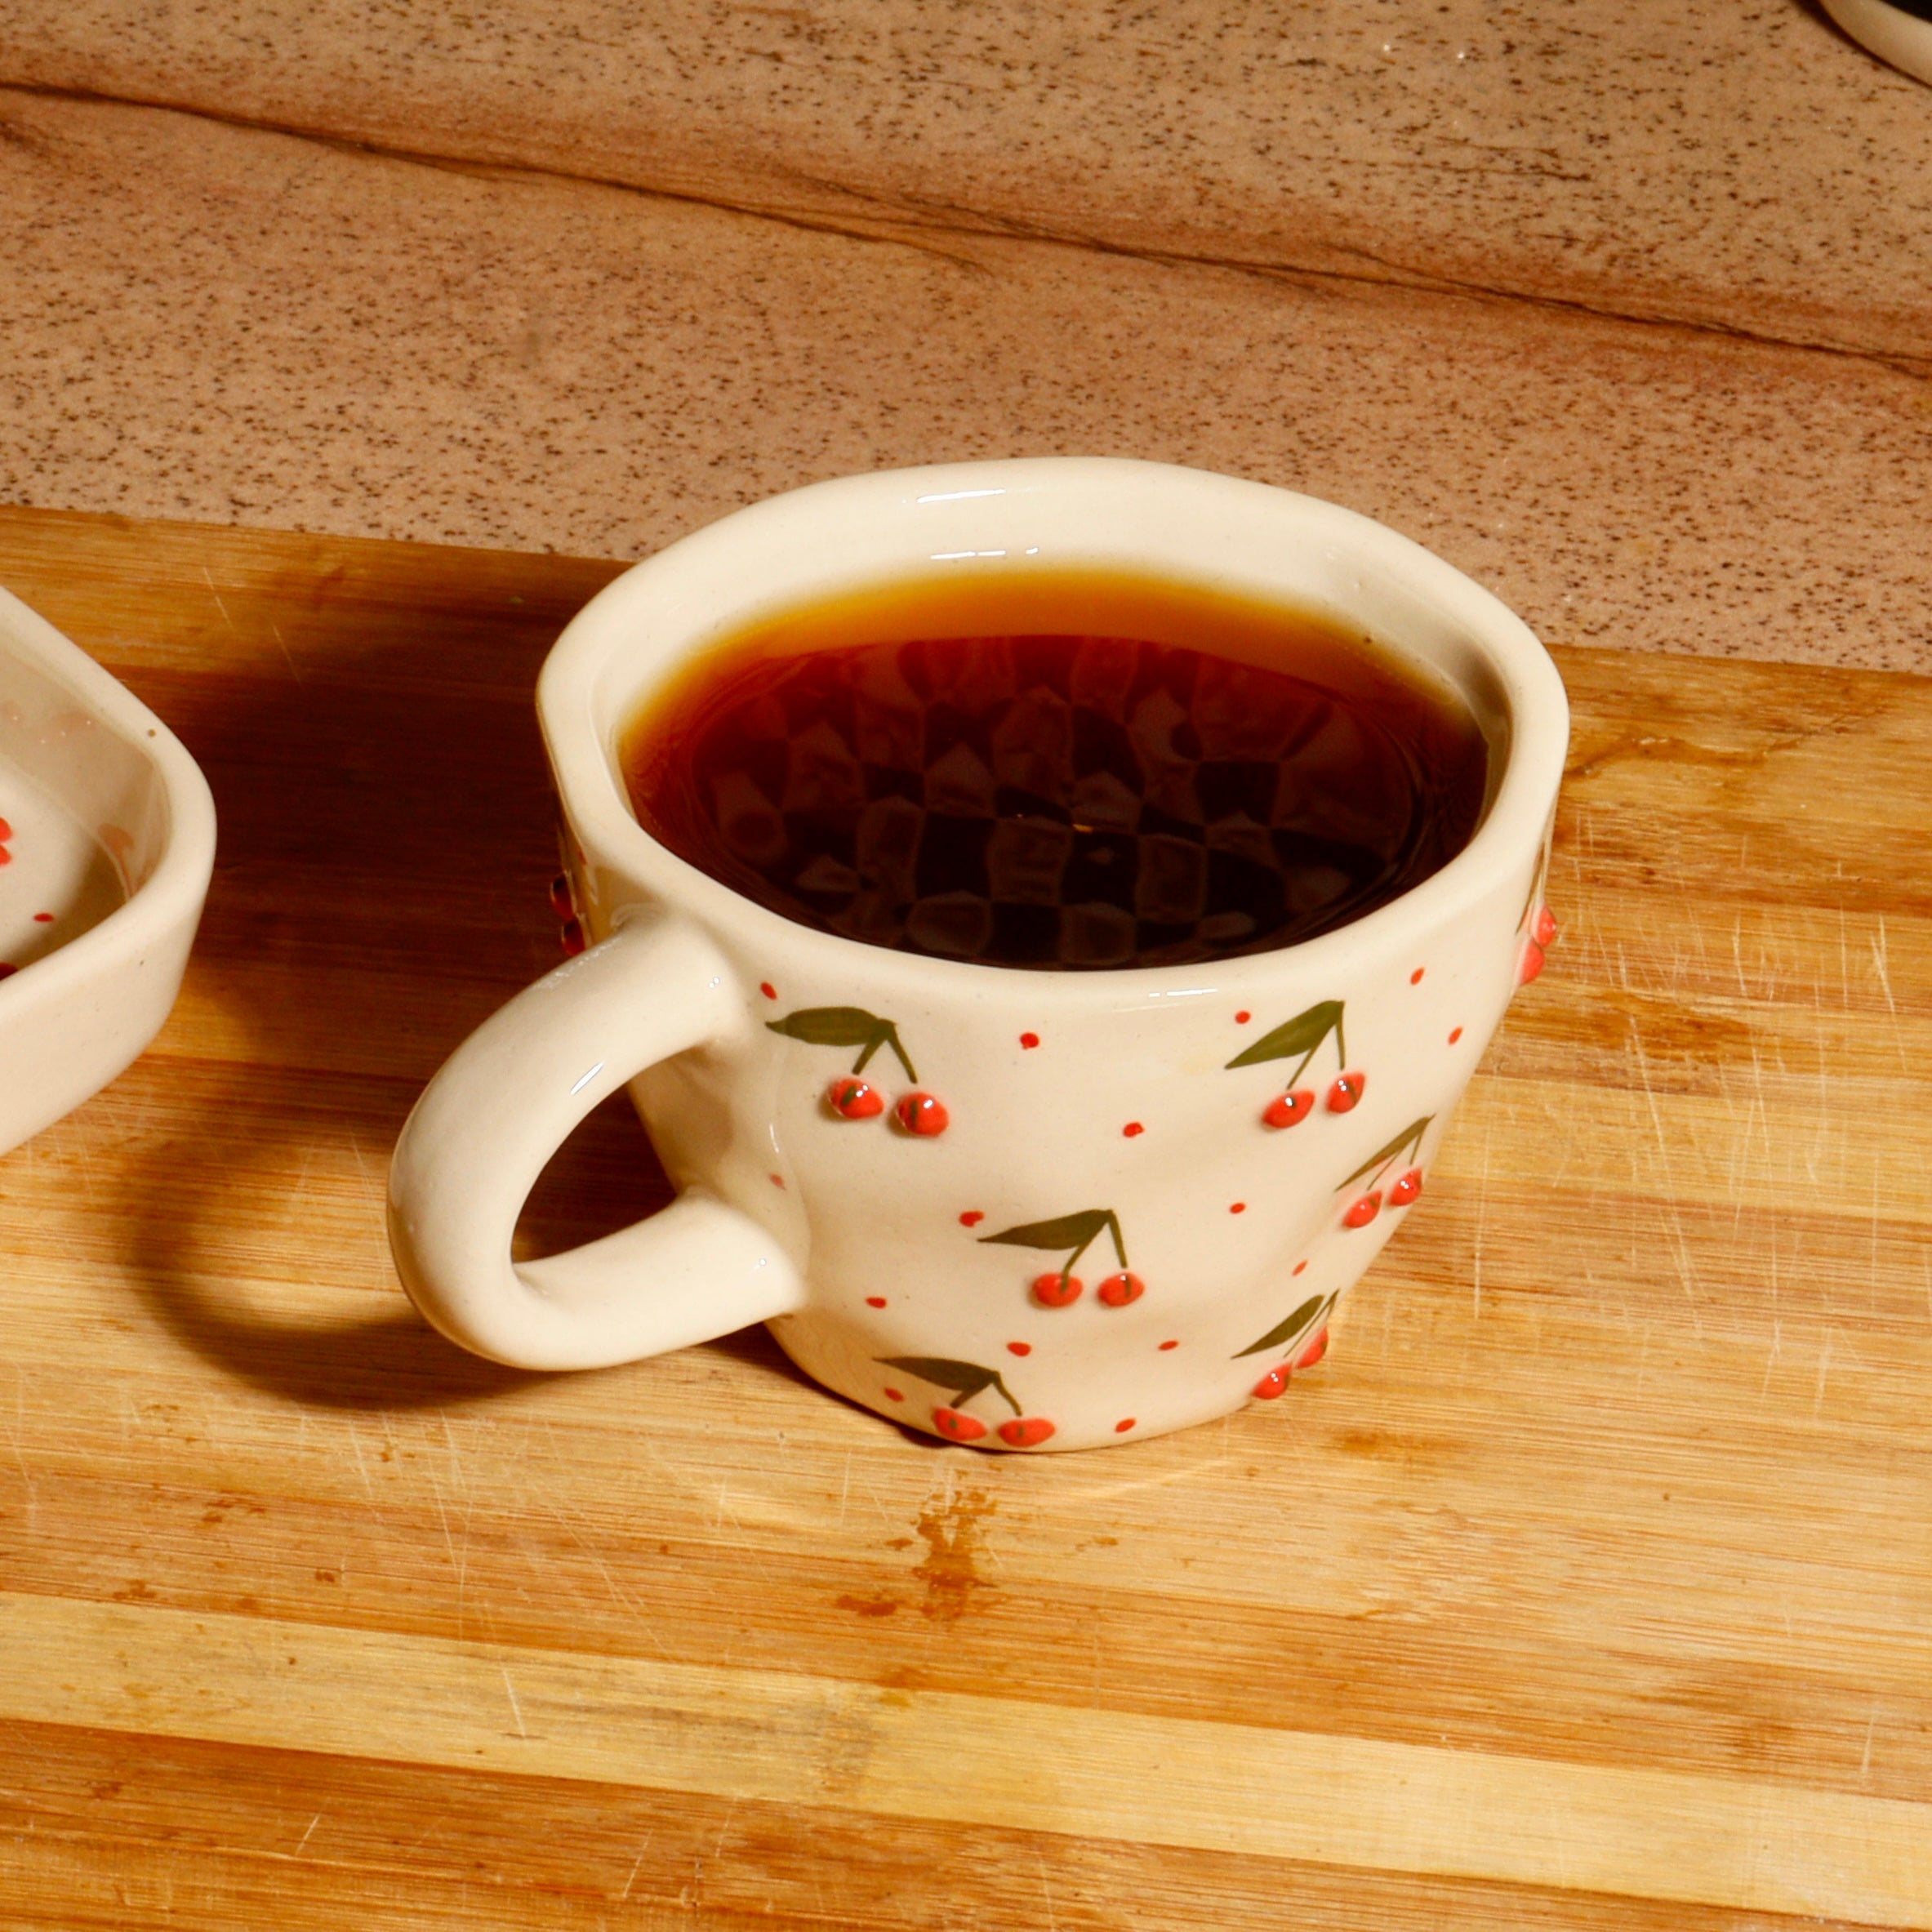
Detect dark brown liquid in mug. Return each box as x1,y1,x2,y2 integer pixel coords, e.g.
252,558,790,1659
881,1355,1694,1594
619,570,1490,970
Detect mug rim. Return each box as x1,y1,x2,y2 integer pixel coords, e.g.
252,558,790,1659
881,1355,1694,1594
537,457,1568,999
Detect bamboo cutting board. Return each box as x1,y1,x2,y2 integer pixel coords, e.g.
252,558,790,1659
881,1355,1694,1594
0,504,1929,1932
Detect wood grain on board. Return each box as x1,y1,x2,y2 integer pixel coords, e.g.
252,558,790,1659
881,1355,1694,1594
0,505,1930,1930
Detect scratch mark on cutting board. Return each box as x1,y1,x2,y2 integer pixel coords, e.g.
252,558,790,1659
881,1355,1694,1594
269,620,304,684
1871,915,1898,1017
1035,1850,1062,1930
501,1665,528,1738
1627,1016,1703,1338
345,1418,376,1503
425,1465,465,1636
619,1836,654,1902
1811,1329,1835,1419
198,565,237,634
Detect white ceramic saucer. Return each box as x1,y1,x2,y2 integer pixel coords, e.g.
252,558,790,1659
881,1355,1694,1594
0,585,216,1156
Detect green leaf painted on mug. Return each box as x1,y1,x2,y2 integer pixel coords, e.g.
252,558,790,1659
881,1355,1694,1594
980,1210,1111,1253
766,1006,916,1080
877,1356,1021,1415
767,1006,885,1047
1336,1115,1434,1190
1233,1293,1328,1359
1225,999,1346,1071
978,1209,1127,1271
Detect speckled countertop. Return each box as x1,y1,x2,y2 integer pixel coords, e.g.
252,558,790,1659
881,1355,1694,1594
2,1,1930,668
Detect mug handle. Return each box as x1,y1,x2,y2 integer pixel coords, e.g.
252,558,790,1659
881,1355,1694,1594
387,913,807,1369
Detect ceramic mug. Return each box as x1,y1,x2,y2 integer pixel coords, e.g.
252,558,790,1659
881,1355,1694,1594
387,459,1568,1451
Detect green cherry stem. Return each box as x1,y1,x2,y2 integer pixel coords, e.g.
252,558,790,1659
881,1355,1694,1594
1059,1210,1129,1289
852,1022,918,1083
1336,1115,1434,1194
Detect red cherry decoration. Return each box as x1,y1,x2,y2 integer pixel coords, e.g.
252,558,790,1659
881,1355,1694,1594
1263,1089,1315,1129
1294,1329,1329,1370
895,1091,950,1136
997,1416,1056,1449
559,918,585,957
1326,1072,1365,1113
1519,940,1547,985
548,872,576,919
1342,1191,1382,1228
1253,1367,1289,1400
827,1075,885,1120
1032,1271,1084,1308
1387,1167,1423,1208
1534,905,1558,948
1097,1271,1145,1308
933,1407,987,1442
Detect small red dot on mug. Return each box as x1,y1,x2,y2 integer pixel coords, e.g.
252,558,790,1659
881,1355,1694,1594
1449,1026,1464,1044
1020,1031,1040,1048
1158,1338,1178,1351
32,912,53,924
1410,967,1425,984
884,1387,904,1402
1115,1418,1137,1433
866,1296,888,1308
1123,1121,1144,1137
1293,1260,1308,1275
959,1210,984,1226
768,1173,785,1188
759,982,777,999
1230,1202,1246,1214
1007,1341,1031,1356
1235,1010,1252,1024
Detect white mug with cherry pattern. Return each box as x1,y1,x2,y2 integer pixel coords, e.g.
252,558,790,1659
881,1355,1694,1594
387,460,1568,1451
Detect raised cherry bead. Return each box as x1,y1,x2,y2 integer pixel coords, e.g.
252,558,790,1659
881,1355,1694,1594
1263,1090,1315,1129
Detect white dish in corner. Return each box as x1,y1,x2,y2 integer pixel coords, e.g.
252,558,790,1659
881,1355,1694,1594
0,584,216,1157
1823,0,1932,86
